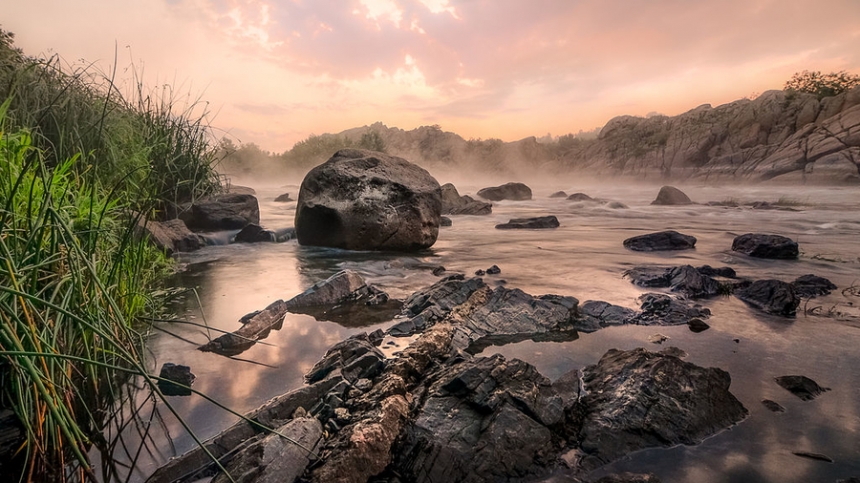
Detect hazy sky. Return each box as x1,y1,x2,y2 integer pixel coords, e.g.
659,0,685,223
5,0,860,152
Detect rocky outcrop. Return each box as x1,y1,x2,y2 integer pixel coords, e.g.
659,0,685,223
732,233,799,259
651,186,693,205
180,193,260,231
495,215,560,229
623,230,697,251
295,149,442,251
477,182,533,201
735,279,800,316
136,218,204,255
440,183,492,215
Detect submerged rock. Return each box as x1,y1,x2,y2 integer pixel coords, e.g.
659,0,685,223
731,233,799,259
496,215,560,229
623,230,697,251
180,193,261,231
198,300,288,356
440,183,492,215
549,190,568,198
792,274,837,298
567,192,595,201
274,192,293,202
775,375,831,401
761,399,786,412
477,182,533,201
625,265,723,299
650,186,693,205
792,451,833,463
295,149,442,251
735,279,800,316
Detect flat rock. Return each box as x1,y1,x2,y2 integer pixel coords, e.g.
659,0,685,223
440,183,492,215
623,230,697,251
735,279,800,316
285,270,388,310
775,375,831,401
792,274,837,298
477,182,533,201
651,186,693,205
761,399,786,412
390,275,487,336
792,451,833,463
731,233,799,259
496,215,560,229
625,265,722,299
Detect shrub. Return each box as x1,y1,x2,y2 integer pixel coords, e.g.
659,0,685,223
784,70,860,100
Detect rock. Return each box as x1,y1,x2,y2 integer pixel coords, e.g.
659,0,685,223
578,301,638,332
295,149,442,251
593,474,663,483
233,223,276,243
390,275,487,337
731,233,799,259
696,265,737,278
687,318,710,333
567,192,594,201
181,193,260,231
440,183,492,215
305,333,385,384
439,216,452,227
474,269,486,276
775,375,831,401
431,266,446,276
623,230,697,251
792,451,833,463
199,300,288,356
549,191,568,198
274,192,293,202
578,348,748,469
761,399,786,412
495,215,560,229
275,227,297,242
735,279,800,316
792,274,837,298
651,186,693,205
226,185,256,195
477,182,533,201
634,293,712,326
210,417,322,483
625,265,722,299
157,363,196,396
136,218,204,255
838,478,860,483
648,333,669,344
486,265,501,275
285,270,388,310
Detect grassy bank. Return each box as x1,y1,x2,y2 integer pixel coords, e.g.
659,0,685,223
0,29,220,481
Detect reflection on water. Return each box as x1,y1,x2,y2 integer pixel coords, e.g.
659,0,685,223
113,183,860,482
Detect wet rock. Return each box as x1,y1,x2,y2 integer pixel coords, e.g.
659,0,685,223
390,275,486,337
210,417,322,483
648,333,669,344
659,346,687,359
226,185,256,195
440,183,493,215
440,216,452,227
650,186,693,205
687,318,710,333
486,265,501,275
567,192,595,201
275,227,297,242
731,233,799,259
735,279,800,316
274,192,293,202
295,149,442,251
431,266,446,276
305,333,385,384
623,230,696,252
199,300,288,356
180,193,261,231
549,191,568,198
136,218,204,255
634,293,711,325
696,265,737,278
495,215,560,229
233,223,276,243
792,274,837,298
578,301,637,332
477,182,532,201
157,363,196,396
775,375,831,401
474,269,486,276
625,265,722,299
286,270,388,310
593,474,663,483
792,451,833,463
578,348,748,469
761,399,786,412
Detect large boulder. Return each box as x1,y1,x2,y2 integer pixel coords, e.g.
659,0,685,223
295,149,442,251
477,182,532,201
181,193,260,231
731,233,799,259
623,230,697,251
651,186,693,205
440,183,492,215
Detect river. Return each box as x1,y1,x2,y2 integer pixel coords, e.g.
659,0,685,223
110,180,860,483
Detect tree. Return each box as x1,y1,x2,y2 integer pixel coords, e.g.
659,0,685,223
784,70,860,99
358,130,386,152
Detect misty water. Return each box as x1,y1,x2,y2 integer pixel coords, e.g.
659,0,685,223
116,182,860,483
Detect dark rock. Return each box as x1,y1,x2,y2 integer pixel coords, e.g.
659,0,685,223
274,192,293,202
390,275,486,336
578,301,637,332
687,318,710,333
792,451,833,463
368,329,385,346
651,186,693,205
431,266,446,276
623,230,696,252
232,223,275,243
549,191,568,198
157,363,196,396
286,270,387,310
440,216,452,227
593,474,663,483
226,185,256,195
634,293,712,326
697,265,737,278
474,269,486,276
477,182,533,201
838,478,860,483
761,399,786,412
579,348,748,469
775,375,831,401
199,300,288,356
496,215,560,229
295,149,442,251
792,274,837,298
181,193,260,231
567,192,595,201
305,333,385,384
136,218,204,255
486,265,501,275
625,265,721,299
440,183,492,215
731,233,799,259
735,279,800,316
275,227,297,242
648,333,669,344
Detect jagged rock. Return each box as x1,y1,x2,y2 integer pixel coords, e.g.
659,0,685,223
578,301,637,332
696,265,737,278
233,223,275,243
180,193,260,231
157,363,196,396
549,191,568,198
295,149,442,251
567,192,595,201
651,186,692,205
477,182,533,201
775,375,830,401
578,348,748,469
735,279,800,316
286,270,388,310
440,183,492,215
390,275,486,336
440,216,452,227
199,300,288,356
634,293,711,326
495,215,560,229
731,233,799,259
274,192,293,202
210,417,322,483
625,265,722,299
792,274,837,298
136,218,204,255
761,399,786,412
305,334,385,384
623,230,697,251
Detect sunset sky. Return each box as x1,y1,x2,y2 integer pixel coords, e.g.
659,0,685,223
5,0,860,152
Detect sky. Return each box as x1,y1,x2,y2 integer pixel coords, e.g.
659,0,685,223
5,0,860,152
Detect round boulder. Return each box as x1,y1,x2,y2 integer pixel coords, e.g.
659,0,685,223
477,182,532,201
623,230,697,251
651,186,693,205
731,233,798,259
295,149,442,251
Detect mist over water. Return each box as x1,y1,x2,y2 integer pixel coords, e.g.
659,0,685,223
117,180,860,483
